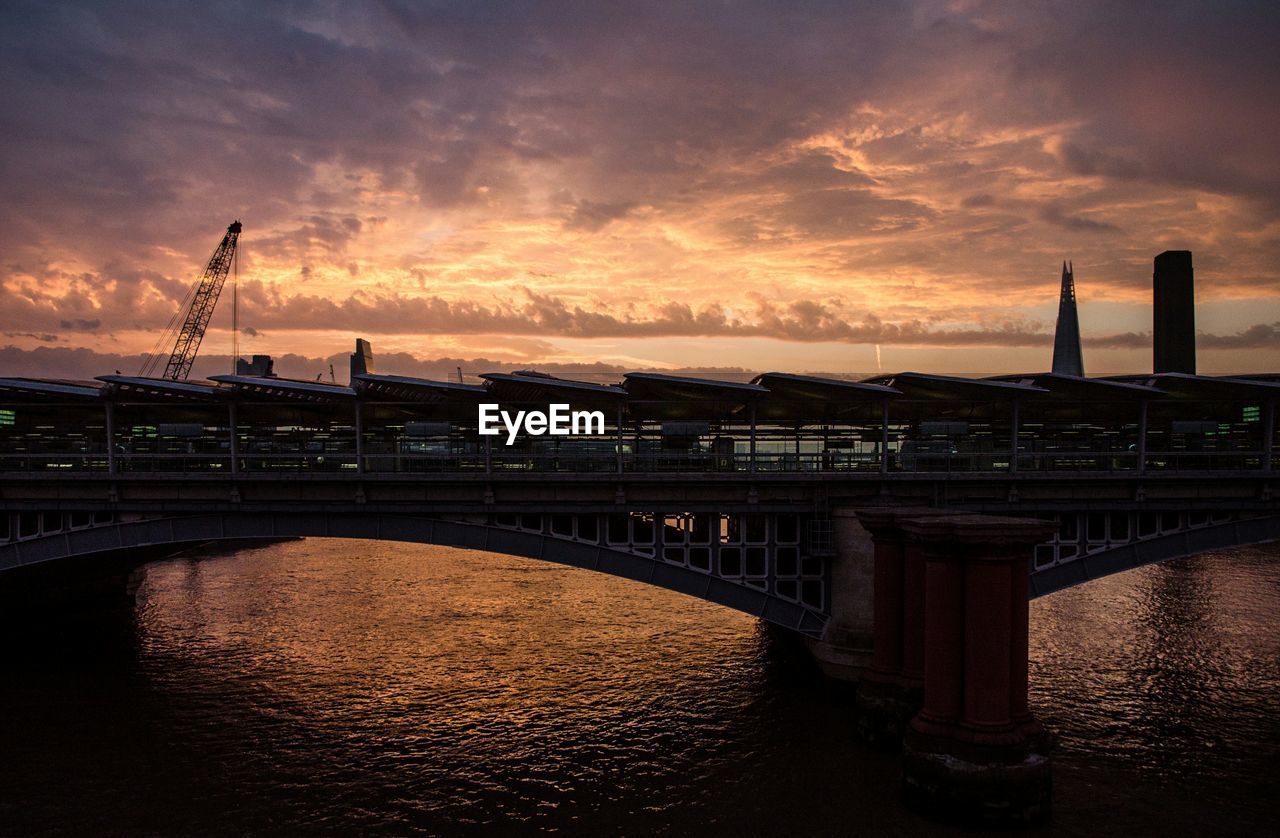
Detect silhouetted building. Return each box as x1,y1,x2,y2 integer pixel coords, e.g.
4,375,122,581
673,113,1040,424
350,338,375,378
235,354,275,377
1051,260,1084,376
1153,250,1195,374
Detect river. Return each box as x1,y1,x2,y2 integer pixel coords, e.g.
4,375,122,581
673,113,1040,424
2,540,1278,835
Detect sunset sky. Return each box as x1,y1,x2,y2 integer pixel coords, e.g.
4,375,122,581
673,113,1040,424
2,1,1279,380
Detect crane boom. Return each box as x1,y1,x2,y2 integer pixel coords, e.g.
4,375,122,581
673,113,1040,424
160,220,241,381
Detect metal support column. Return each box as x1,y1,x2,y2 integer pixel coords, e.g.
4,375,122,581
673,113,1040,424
616,405,624,475
1137,400,1148,474
1264,397,1275,472
228,400,239,475
354,398,365,475
1009,399,1020,474
749,403,757,474
879,398,890,475
105,400,116,475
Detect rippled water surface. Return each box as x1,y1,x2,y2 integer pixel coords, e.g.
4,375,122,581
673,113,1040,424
2,540,1278,835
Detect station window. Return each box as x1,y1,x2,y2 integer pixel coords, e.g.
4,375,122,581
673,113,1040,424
0,409,14,427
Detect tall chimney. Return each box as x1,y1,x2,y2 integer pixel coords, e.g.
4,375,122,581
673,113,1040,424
1153,250,1195,374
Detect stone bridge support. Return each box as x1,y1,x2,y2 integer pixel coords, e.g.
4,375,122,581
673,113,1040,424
851,507,961,743
831,508,1056,824
804,508,875,683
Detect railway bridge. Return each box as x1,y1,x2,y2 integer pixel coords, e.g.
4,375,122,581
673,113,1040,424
2,365,1278,821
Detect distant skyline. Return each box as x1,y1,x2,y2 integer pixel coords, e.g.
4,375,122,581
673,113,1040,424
2,1,1279,378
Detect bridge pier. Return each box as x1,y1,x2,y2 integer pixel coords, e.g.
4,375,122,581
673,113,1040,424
804,509,875,684
897,514,1056,824
851,507,960,744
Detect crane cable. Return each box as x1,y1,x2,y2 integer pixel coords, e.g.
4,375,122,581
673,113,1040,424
232,239,239,375
140,269,202,378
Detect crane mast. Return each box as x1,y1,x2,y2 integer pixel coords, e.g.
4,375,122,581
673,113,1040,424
159,220,241,381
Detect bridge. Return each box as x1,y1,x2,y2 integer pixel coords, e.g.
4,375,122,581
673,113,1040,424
2,364,1278,822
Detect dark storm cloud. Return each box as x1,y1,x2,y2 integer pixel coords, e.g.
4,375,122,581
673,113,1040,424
0,344,753,382
0,0,1278,367
1038,204,1121,234
1199,322,1280,349
563,199,638,232
1026,1,1280,212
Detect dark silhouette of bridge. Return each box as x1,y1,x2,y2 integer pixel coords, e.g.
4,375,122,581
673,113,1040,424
2,363,1277,822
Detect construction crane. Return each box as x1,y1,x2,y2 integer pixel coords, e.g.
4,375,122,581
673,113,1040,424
141,220,241,381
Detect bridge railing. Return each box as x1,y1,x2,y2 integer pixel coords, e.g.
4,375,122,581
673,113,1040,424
0,453,112,472
0,448,1273,475
1141,451,1271,471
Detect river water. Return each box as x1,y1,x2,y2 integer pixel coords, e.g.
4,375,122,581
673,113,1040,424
2,540,1278,836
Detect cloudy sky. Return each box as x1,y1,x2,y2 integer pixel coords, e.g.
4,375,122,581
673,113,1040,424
2,0,1279,380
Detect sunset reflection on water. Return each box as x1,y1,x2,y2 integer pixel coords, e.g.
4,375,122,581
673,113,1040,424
2,539,1277,834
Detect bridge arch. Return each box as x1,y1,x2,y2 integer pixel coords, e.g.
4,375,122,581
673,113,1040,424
0,512,831,637
1029,513,1280,596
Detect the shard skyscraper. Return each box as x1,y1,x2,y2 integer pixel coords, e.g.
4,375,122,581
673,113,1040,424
1051,260,1084,376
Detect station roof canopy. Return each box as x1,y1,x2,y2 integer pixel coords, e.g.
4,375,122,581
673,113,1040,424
96,375,225,401
623,372,767,420
987,372,1163,401
1230,373,1280,385
1105,372,1280,400
354,373,486,403
480,371,628,404
0,377,103,401
862,372,1047,401
209,374,355,403
754,372,899,399
752,372,899,421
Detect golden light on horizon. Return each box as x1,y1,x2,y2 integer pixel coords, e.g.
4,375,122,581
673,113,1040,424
0,3,1278,380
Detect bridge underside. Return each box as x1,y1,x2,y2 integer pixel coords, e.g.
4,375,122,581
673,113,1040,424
1029,511,1280,595
3,502,1279,643
0,511,832,637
